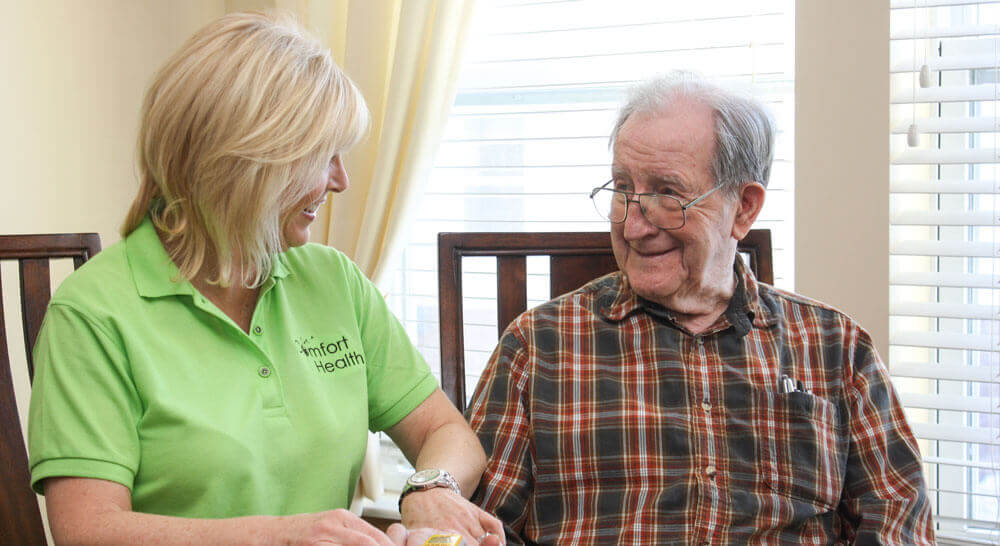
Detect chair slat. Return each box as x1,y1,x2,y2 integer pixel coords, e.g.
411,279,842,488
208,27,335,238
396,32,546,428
438,242,466,409
0,231,101,543
19,259,50,381
0,356,46,546
550,254,618,299
496,256,527,336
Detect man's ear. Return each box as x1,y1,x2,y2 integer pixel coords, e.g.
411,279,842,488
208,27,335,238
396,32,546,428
731,182,766,240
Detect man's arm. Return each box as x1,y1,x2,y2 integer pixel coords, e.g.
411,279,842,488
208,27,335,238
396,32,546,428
466,329,536,545
838,325,935,544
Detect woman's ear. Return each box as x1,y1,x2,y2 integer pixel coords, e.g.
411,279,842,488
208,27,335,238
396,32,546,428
731,182,766,240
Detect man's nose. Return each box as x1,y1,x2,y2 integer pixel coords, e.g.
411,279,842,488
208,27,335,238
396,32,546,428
326,155,349,193
622,200,659,239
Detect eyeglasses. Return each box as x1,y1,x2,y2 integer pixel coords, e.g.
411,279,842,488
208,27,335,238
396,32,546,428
589,180,723,230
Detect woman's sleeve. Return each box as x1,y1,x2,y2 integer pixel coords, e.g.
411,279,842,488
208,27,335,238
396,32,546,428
28,303,142,494
344,261,437,432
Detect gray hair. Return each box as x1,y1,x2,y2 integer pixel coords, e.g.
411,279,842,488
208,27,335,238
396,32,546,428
610,71,776,193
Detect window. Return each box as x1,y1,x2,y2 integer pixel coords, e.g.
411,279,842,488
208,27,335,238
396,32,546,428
889,0,1000,542
380,0,796,492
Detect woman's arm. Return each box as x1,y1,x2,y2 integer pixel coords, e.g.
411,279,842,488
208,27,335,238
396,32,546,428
44,477,397,546
386,389,504,545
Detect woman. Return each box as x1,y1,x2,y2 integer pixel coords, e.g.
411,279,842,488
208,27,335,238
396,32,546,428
27,11,502,546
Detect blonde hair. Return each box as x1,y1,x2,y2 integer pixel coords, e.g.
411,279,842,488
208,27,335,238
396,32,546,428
123,11,369,287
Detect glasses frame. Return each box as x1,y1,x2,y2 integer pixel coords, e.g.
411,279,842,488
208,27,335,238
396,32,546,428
589,180,724,230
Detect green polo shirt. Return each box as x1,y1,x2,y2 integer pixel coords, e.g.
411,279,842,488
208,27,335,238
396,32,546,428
28,218,436,517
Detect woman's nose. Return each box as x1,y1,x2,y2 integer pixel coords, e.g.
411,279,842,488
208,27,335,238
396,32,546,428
326,155,349,193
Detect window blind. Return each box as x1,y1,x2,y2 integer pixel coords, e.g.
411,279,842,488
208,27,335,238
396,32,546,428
379,0,795,492
889,1,1000,542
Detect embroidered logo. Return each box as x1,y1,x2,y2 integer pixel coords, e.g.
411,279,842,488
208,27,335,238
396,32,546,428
293,335,365,373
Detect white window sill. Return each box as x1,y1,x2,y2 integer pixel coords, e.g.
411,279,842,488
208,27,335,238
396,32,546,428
360,490,402,521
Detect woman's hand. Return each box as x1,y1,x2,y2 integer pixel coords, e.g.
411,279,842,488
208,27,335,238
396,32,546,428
399,488,504,545
281,509,398,545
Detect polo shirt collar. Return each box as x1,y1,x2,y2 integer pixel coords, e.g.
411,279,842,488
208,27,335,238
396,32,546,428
126,216,291,299
598,253,776,335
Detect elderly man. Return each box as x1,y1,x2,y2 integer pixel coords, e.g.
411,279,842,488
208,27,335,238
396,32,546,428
466,73,934,544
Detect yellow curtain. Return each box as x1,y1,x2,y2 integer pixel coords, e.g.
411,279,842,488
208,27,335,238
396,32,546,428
327,0,475,511
317,0,475,288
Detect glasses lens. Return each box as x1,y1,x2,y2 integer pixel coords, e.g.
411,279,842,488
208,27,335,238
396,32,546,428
591,188,626,223
640,194,684,229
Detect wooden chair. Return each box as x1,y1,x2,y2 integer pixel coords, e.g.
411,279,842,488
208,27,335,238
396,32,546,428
0,233,101,545
437,229,772,412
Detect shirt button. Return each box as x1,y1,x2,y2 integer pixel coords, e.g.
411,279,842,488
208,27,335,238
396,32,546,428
258,366,271,378
705,465,717,478
701,402,712,412
253,325,263,335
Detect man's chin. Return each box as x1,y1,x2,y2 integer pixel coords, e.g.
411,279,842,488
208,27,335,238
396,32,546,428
627,274,681,306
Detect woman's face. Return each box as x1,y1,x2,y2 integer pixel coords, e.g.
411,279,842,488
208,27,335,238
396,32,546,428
283,155,349,247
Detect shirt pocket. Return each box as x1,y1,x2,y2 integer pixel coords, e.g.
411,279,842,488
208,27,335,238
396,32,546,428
756,390,846,510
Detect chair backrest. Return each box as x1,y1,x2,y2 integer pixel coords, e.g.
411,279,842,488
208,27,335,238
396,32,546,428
437,229,772,412
0,233,101,546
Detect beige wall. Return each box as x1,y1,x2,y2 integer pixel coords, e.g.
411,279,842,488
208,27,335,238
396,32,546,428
0,0,226,243
795,0,890,354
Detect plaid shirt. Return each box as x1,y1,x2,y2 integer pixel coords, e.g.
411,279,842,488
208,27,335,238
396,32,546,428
467,258,934,545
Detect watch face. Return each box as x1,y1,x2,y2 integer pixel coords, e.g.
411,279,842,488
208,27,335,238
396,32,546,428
409,468,442,485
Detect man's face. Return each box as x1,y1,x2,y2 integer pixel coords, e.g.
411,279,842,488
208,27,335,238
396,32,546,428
610,99,740,309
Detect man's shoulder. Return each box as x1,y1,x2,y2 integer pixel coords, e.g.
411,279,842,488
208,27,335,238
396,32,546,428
756,282,866,332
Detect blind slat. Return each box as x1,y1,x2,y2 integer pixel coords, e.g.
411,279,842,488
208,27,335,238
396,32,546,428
923,455,1000,470
901,392,997,412
891,148,1000,164
890,117,1000,134
890,210,995,225
891,179,997,193
891,301,995,320
890,84,1000,103
911,422,998,444
891,23,1000,39
891,0,1000,8
891,53,1000,72
892,361,997,382
890,271,996,288
891,330,996,351
890,240,994,257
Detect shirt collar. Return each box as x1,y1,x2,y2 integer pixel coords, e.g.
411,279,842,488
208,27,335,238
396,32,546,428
598,253,776,335
126,216,291,299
